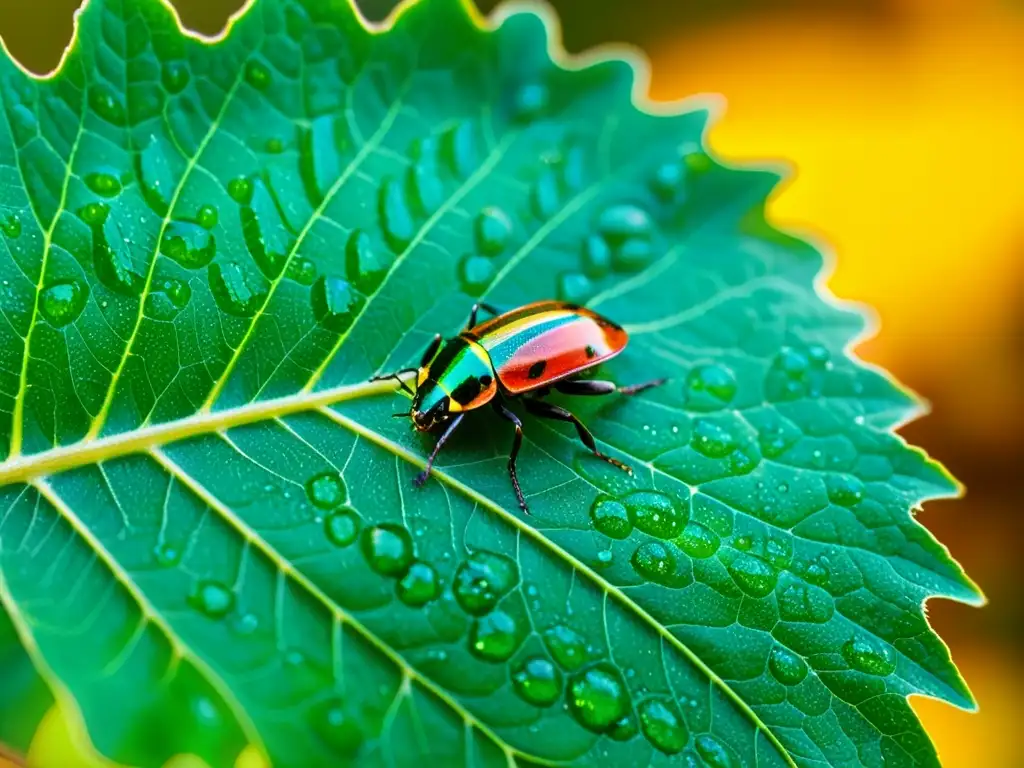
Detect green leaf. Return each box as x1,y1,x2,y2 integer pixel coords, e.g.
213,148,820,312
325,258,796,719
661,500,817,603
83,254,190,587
0,0,980,766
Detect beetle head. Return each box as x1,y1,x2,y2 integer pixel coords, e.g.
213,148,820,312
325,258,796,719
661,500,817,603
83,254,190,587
410,379,451,432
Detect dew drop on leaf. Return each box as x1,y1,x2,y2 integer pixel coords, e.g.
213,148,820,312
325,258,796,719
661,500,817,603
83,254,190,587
189,580,235,618
196,204,219,230
842,636,897,676
513,82,549,121
608,713,639,742
161,61,190,93
286,256,317,286
345,229,388,293
690,418,737,458
684,363,737,410
556,271,592,304
826,473,866,506
511,656,562,707
725,552,777,598
360,524,414,577
305,471,345,509
378,177,415,252
227,176,254,205
135,138,174,215
161,221,216,269
622,490,687,539
777,582,834,623
208,261,268,317
395,561,440,607
440,121,477,179
469,609,522,662
93,218,144,296
145,279,192,321
768,645,808,685
580,233,612,278
630,541,685,587
78,201,109,227
543,624,589,670
84,169,122,198
649,161,685,201
153,542,181,568
231,612,259,636
452,550,518,615
324,507,361,548
89,84,126,125
1,211,21,239
458,254,495,297
311,275,360,332
39,280,88,327
695,734,740,768
311,698,362,756
565,662,630,733
677,520,720,559
244,59,272,91
637,697,688,754
590,496,633,539
473,207,513,257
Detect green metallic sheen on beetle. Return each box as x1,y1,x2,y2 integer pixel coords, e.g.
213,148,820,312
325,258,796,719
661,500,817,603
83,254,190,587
370,300,665,513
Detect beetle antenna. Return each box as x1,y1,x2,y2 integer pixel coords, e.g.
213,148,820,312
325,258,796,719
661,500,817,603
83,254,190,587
392,412,410,418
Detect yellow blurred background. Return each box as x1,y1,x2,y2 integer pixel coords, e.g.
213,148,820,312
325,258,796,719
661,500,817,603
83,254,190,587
0,0,1021,766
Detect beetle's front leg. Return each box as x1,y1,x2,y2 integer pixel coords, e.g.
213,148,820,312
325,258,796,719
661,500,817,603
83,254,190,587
492,401,529,514
368,333,443,393
413,413,465,487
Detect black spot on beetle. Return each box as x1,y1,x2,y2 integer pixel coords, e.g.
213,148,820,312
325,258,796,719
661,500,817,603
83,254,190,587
527,360,546,379
451,377,482,406
585,345,597,359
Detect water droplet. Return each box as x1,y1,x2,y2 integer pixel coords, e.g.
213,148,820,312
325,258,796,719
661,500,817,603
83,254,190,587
189,580,235,618
407,159,444,216
145,278,192,321
153,542,181,567
530,170,560,219
596,549,613,565
441,121,477,178
286,256,317,286
299,115,351,205
768,645,808,685
695,734,739,768
311,698,362,755
543,624,589,670
136,137,174,215
622,490,687,539
511,656,562,707
452,550,518,616
566,663,630,733
596,204,655,272
265,137,285,154
802,555,831,587
631,542,684,587
556,271,593,304
345,229,389,293
396,561,440,607
311,275,360,332
324,507,361,547
608,713,639,741
684,151,713,175
580,234,612,278
691,419,736,458
590,497,633,540
208,261,268,317
726,553,776,597
637,698,688,754
685,363,737,410
650,161,685,201
227,177,254,206
78,201,109,227
826,473,865,507
842,636,896,676
677,521,720,559
360,524,414,577
161,221,216,269
458,254,495,297
1,211,21,239
305,471,345,509
474,207,512,256
514,82,549,121
85,170,122,198
232,612,259,636
777,582,834,623
244,59,272,90
469,609,522,662
162,61,190,94
378,178,415,252
93,217,144,296
89,84,126,125
39,280,88,327
196,204,219,230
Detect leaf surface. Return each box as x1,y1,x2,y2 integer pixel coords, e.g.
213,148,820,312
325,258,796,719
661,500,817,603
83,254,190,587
0,0,980,766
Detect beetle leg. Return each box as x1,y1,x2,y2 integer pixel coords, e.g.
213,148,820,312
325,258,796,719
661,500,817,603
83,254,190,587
466,302,502,330
492,401,529,514
369,368,418,395
414,413,465,487
524,398,632,475
555,378,667,397
420,333,442,367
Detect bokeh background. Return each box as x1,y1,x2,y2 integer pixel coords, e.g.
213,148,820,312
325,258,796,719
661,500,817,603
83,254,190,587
0,0,1021,765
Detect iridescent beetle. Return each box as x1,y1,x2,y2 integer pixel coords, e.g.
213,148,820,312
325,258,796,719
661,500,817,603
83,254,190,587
371,301,665,514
